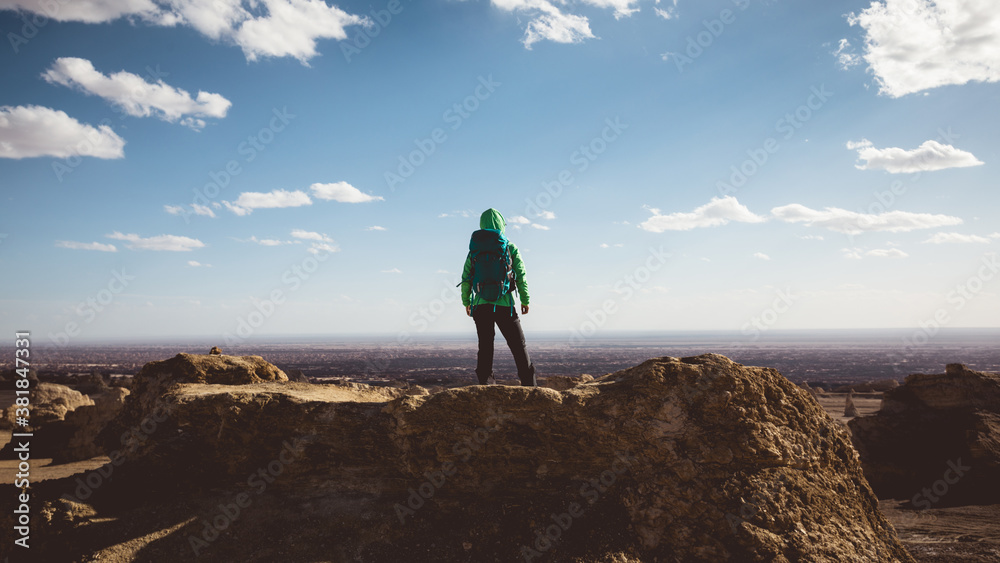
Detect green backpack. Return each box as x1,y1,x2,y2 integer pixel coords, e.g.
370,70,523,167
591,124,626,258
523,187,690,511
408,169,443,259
460,228,516,303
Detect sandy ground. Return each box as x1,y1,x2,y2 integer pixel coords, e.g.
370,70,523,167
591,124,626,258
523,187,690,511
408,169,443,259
880,500,1000,562
2,389,998,562
816,391,883,424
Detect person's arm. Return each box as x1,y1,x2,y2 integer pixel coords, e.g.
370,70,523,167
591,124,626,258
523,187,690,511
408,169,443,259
461,252,473,315
510,243,529,312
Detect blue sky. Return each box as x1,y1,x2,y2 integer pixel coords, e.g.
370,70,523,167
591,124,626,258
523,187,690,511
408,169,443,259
1,0,998,344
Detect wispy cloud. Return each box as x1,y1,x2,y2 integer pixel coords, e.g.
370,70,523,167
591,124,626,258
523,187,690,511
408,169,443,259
366,225,387,231
438,210,474,219
55,240,117,252
753,252,770,261
106,231,205,251
579,0,640,19
841,247,908,259
381,268,402,274
923,232,992,244
247,236,292,246
866,248,908,258
848,139,983,173
291,229,339,254
832,38,860,70
492,0,595,49
165,204,216,218
0,105,124,159
654,0,678,20
640,196,766,232
771,204,962,235
42,57,231,130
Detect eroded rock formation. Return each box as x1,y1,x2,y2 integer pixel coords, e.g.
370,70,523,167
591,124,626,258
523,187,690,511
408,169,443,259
0,382,93,431
5,353,911,562
849,363,1000,506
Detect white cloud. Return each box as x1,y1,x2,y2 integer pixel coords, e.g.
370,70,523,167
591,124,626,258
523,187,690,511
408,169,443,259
771,203,962,235
0,105,124,159
579,0,640,19
537,210,556,220
290,229,339,254
381,268,402,274
250,236,290,246
106,231,205,251
848,0,1000,97
187,260,212,267
753,252,770,261
2,0,369,63
164,203,216,218
653,0,679,20
308,242,340,255
833,38,861,70
224,189,311,215
866,248,909,258
848,139,984,173
231,0,367,63
800,235,825,241
531,223,550,230
366,225,387,231
508,216,532,225
923,232,991,244
42,57,231,130
842,247,908,259
0,0,162,23
640,196,766,232
438,210,473,219
291,229,333,242
492,0,595,49
309,181,383,203
55,240,117,252
599,243,624,248
991,233,1000,239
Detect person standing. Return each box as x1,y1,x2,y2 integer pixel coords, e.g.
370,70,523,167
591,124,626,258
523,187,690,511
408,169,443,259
460,208,535,386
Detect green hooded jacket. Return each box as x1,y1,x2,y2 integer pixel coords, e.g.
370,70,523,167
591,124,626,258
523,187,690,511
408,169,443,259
461,208,530,308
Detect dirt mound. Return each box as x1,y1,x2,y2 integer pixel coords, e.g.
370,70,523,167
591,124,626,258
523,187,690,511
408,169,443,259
849,364,1000,506
4,353,911,562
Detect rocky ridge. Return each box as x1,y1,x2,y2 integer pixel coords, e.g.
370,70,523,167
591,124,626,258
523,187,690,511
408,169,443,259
4,352,912,562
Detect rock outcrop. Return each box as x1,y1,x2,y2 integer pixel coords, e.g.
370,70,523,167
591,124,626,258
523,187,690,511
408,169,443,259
849,363,1000,506
1,387,130,462
0,382,92,431
6,353,912,562
539,373,594,391
844,391,860,418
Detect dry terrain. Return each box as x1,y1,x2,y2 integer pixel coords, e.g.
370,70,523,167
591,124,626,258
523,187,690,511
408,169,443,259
3,387,998,561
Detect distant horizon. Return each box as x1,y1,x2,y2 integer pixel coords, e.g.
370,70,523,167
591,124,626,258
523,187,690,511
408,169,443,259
13,326,1000,348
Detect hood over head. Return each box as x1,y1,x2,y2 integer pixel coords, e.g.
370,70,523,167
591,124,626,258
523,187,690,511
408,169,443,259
480,208,506,233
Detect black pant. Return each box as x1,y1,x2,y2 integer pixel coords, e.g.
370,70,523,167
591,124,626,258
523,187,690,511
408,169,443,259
472,305,536,386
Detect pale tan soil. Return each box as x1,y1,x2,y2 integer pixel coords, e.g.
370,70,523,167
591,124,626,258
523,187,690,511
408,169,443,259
816,392,882,424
